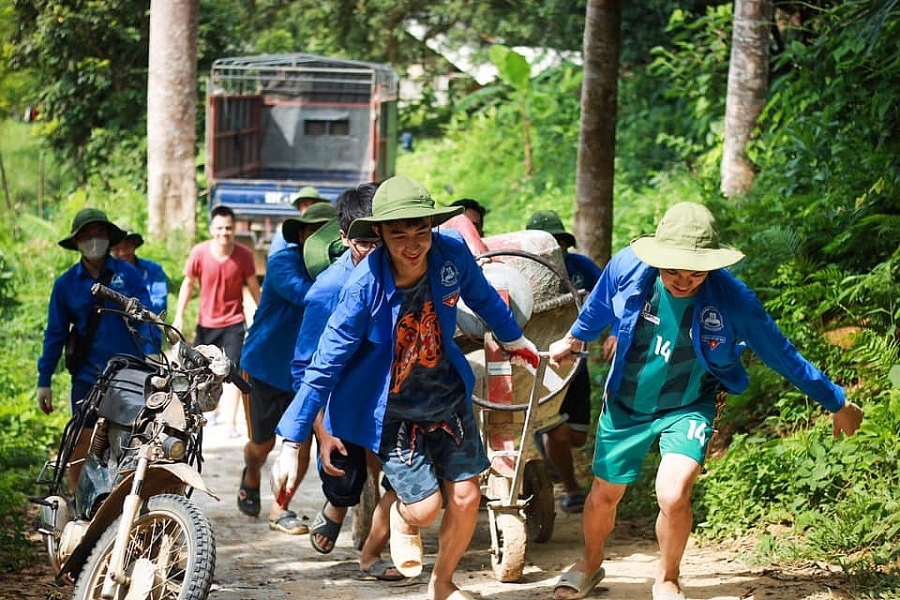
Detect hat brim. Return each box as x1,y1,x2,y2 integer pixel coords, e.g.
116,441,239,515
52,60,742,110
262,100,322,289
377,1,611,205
631,237,745,271
348,205,463,240
555,232,577,248
303,219,344,279
58,222,126,250
122,233,144,248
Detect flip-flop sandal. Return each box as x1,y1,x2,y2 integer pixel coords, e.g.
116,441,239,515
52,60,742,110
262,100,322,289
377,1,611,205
553,567,605,600
309,502,343,554
359,558,404,581
561,493,586,514
389,500,423,578
237,467,260,517
268,510,309,535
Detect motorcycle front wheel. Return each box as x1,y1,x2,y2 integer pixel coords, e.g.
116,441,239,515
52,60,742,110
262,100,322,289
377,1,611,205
72,494,215,600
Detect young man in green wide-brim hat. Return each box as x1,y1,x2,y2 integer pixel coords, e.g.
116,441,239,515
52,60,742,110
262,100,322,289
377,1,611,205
272,175,541,600
546,201,864,600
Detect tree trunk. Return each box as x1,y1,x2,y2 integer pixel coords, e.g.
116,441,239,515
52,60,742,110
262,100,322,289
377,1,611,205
721,0,771,198
147,0,199,241
574,0,621,268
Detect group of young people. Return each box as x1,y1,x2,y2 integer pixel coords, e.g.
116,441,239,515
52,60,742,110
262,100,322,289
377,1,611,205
38,178,864,600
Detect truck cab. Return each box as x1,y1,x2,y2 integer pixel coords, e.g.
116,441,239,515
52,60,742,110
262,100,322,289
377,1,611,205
205,53,399,273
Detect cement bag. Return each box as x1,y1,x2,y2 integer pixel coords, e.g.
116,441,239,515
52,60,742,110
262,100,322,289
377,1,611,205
457,262,534,338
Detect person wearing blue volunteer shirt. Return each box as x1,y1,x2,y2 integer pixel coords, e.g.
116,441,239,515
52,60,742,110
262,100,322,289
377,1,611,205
37,208,155,486
238,201,337,534
546,202,864,600
111,229,168,316
267,186,329,256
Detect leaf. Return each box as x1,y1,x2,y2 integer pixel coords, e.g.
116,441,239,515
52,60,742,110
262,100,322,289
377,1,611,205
488,44,530,92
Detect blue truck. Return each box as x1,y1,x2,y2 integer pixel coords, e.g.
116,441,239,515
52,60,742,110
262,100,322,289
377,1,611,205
205,53,399,273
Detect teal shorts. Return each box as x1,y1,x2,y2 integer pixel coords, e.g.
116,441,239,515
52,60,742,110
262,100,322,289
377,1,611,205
592,397,721,485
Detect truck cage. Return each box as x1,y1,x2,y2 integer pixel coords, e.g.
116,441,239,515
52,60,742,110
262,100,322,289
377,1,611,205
208,54,399,102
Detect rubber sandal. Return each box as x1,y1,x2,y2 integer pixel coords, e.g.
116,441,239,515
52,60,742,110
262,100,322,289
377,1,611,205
561,493,586,514
446,591,477,600
309,502,343,554
389,500,423,578
651,584,686,600
237,467,260,517
268,510,309,535
359,558,404,581
553,567,605,600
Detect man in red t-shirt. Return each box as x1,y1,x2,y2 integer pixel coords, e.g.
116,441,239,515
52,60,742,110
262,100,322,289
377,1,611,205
173,205,261,435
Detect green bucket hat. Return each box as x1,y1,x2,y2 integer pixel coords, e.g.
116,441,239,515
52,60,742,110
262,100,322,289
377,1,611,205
347,175,463,239
58,208,126,250
282,202,338,244
526,209,576,248
290,185,325,207
115,225,145,248
630,202,745,271
302,218,347,279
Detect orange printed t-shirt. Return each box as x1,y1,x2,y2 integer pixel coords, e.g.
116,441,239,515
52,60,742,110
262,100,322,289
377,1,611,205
184,241,256,328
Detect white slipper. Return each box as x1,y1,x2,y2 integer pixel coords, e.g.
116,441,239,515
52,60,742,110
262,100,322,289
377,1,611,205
389,500,423,578
651,583,686,600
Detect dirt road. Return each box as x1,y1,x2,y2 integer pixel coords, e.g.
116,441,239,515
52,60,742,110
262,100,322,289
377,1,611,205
193,422,851,600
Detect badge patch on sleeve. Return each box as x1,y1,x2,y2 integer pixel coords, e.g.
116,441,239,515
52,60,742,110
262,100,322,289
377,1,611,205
442,291,459,307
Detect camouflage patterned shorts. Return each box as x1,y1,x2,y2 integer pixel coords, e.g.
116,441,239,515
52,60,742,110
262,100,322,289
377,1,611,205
378,406,489,504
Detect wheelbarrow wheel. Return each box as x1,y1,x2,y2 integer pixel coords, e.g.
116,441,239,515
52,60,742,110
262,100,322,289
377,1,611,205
523,459,555,543
491,512,527,583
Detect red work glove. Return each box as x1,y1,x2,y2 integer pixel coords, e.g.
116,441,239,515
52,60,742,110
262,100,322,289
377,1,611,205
503,336,540,369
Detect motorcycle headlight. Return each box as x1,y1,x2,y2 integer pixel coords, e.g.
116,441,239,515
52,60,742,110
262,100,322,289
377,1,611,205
161,435,186,461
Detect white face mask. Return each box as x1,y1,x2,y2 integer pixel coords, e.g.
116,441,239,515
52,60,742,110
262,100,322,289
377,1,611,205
77,237,109,260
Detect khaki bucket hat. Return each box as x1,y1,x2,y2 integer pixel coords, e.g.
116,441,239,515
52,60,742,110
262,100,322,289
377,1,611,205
58,208,126,250
347,175,463,240
630,202,744,271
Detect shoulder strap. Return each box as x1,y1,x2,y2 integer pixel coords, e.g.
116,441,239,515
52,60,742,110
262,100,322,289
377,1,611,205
80,268,115,354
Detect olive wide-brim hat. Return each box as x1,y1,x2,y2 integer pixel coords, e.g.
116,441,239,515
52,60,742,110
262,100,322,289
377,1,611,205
302,218,346,279
347,175,463,240
630,202,745,271
282,202,338,244
58,208,126,250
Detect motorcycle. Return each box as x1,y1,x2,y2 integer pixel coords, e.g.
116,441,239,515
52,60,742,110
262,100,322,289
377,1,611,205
31,282,250,599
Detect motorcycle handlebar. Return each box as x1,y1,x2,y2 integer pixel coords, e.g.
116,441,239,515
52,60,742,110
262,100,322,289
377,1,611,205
92,283,252,393
91,283,180,345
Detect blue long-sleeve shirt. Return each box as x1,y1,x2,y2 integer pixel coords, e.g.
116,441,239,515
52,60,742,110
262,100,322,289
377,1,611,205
38,256,155,387
133,257,168,316
277,232,524,451
290,251,356,391
241,246,315,392
569,246,845,413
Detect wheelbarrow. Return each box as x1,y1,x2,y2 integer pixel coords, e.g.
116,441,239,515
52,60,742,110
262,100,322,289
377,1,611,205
464,246,585,583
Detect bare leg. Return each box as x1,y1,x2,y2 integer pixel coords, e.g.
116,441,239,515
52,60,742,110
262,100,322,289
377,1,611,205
359,489,399,575
654,453,701,596
553,477,626,600
428,477,481,600
219,382,242,435
543,425,581,496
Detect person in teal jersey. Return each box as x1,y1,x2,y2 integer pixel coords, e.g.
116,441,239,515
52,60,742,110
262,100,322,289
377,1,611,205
546,202,864,600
